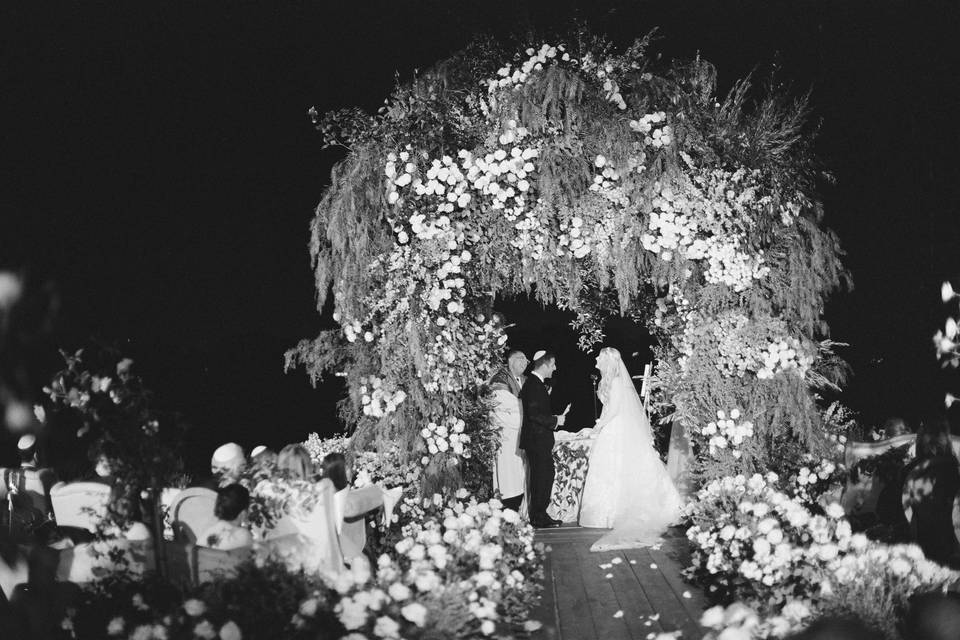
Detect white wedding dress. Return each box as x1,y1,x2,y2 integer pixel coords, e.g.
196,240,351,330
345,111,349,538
578,348,683,551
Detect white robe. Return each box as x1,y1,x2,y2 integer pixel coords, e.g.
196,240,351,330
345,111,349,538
491,388,525,498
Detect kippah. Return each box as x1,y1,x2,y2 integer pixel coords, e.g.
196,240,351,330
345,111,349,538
533,350,547,361
212,442,244,465
17,434,36,451
251,445,267,457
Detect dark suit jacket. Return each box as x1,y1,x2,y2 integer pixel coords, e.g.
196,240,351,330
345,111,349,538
519,374,556,451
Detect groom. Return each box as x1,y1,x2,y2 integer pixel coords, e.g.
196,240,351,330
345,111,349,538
520,350,566,528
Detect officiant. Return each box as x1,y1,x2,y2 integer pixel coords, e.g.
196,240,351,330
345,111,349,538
488,350,528,512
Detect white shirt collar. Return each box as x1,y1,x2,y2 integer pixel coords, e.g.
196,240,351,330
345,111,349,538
531,371,544,383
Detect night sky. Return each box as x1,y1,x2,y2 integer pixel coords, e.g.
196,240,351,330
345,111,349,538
4,1,960,470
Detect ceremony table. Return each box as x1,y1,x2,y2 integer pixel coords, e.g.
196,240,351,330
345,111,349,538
546,428,595,524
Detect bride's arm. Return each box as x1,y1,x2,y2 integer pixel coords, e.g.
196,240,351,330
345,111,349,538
593,385,620,432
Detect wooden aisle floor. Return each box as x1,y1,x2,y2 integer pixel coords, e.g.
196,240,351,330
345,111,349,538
530,524,707,640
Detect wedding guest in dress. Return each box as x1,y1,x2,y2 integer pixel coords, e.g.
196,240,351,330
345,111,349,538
520,351,565,528
903,415,960,565
277,444,314,481
198,484,253,550
488,350,527,512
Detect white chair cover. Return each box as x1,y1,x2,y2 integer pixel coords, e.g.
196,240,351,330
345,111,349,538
263,479,343,575
169,487,218,544
50,482,112,532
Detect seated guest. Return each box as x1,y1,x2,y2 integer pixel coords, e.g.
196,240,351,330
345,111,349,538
88,442,121,486
250,445,276,468
198,484,253,550
210,442,246,486
277,444,313,481
1,435,58,542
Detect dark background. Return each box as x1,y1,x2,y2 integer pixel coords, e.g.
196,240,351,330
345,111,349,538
3,1,960,470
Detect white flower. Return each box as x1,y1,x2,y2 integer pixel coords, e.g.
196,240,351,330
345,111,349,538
194,621,217,640
130,625,153,640
481,620,496,635
219,621,242,640
373,615,400,638
107,617,125,636
183,599,207,617
388,581,411,601
943,281,957,302
0,272,23,309
700,605,725,628
401,602,428,627
299,598,319,617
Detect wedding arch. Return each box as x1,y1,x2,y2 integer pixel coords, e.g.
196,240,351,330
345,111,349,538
286,34,849,492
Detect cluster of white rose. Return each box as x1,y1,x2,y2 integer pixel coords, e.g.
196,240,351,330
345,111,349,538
629,111,672,147
687,471,960,617
756,338,814,380
556,214,592,259
687,473,852,602
701,240,771,291
640,166,776,291
359,375,408,418
700,409,754,458
416,311,506,393
488,43,566,93
488,44,628,111
306,492,539,639
700,600,811,640
420,416,470,461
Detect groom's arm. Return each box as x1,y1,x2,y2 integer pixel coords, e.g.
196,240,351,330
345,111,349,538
524,388,558,432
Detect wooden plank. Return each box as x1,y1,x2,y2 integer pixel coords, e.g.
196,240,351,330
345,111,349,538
623,549,697,636
575,544,632,640
603,549,665,639
531,546,560,640
550,541,599,640
648,547,707,633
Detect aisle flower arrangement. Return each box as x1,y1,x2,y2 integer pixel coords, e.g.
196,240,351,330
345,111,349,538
685,473,960,637
293,490,543,639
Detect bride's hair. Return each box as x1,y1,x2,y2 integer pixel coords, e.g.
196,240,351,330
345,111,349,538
597,347,621,401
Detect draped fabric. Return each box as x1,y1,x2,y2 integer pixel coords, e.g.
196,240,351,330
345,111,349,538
578,348,683,551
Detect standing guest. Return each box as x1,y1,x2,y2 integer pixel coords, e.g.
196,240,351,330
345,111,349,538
277,444,314,481
903,415,960,565
488,350,528,512
197,484,253,550
519,350,566,528
320,452,349,491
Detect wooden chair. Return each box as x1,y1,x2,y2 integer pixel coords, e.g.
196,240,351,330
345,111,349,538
49,482,111,533
169,488,218,544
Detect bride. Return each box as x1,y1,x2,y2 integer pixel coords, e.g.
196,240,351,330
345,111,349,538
579,347,682,551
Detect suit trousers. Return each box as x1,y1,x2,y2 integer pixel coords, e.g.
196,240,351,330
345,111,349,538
525,444,555,521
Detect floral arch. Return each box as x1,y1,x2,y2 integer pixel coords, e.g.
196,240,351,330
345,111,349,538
286,34,849,493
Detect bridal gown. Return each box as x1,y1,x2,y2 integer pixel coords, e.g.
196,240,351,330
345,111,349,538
578,349,683,551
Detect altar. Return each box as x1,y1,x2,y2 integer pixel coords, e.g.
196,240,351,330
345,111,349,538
546,429,595,523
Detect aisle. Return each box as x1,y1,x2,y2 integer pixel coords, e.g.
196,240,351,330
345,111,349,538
530,524,706,640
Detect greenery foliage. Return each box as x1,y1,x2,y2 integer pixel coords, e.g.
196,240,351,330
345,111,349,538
40,345,186,534
287,32,849,488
